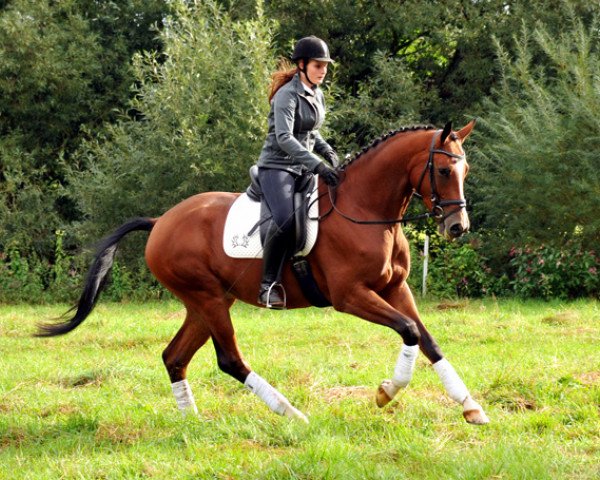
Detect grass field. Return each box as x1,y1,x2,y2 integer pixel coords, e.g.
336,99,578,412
0,298,598,479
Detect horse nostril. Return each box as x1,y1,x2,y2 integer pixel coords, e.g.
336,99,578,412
449,223,463,236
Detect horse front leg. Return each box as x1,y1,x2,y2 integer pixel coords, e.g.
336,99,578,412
381,282,489,425
333,285,423,404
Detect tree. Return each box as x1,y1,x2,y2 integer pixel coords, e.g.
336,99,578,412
0,0,169,256
69,0,275,245
471,11,600,247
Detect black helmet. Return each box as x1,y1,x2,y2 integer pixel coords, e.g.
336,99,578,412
291,36,334,63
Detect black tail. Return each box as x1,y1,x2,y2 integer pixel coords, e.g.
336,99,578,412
36,217,156,337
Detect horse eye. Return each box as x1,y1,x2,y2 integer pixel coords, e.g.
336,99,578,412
439,168,451,177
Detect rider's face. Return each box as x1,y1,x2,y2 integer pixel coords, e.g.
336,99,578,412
300,59,329,86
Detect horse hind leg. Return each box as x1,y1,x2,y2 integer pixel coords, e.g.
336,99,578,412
200,297,308,422
162,308,211,416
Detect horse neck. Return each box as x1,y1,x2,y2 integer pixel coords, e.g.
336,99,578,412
342,131,429,219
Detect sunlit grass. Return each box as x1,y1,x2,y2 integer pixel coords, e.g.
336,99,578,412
1,299,598,479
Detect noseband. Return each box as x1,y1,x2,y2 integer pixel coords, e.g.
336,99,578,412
325,130,468,225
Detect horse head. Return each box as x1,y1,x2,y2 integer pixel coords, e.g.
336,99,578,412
411,120,475,240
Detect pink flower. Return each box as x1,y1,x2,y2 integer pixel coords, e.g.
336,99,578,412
589,267,597,275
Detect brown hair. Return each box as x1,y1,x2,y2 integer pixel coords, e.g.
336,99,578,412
268,59,298,103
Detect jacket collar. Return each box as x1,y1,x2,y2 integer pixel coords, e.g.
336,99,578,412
292,73,317,97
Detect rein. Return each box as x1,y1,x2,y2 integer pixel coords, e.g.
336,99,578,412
325,130,467,225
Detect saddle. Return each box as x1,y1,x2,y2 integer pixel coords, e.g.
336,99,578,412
246,165,315,255
241,165,330,308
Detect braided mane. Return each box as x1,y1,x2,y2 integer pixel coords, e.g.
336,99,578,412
340,124,436,169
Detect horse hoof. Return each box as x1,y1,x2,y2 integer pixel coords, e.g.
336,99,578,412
462,396,490,425
463,408,490,425
285,406,309,424
376,380,394,408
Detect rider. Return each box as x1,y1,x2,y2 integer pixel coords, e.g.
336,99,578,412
256,36,340,309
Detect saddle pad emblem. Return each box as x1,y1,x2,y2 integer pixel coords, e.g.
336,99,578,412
223,189,320,259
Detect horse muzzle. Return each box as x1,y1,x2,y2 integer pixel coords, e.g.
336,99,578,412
438,209,470,240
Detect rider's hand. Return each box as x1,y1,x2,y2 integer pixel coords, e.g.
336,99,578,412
324,150,340,168
314,162,340,187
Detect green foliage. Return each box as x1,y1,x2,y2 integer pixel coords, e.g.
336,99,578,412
427,240,497,298
2,0,600,300
0,0,170,257
328,52,424,153
472,10,600,246
406,231,598,300
69,0,275,242
0,231,163,304
508,243,599,299
407,231,507,299
0,246,45,302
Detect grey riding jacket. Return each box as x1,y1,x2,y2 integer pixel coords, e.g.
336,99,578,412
257,73,335,175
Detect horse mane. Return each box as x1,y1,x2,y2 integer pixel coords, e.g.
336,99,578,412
340,124,436,169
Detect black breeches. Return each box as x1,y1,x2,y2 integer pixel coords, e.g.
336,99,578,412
258,168,296,235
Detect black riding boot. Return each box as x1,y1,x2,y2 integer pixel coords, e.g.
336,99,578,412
258,222,289,309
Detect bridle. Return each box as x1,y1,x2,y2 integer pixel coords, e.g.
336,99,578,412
324,129,467,225
412,130,467,219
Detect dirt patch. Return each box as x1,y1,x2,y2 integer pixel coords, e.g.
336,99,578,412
323,386,373,403
436,300,469,310
59,371,104,388
576,371,600,386
541,310,579,326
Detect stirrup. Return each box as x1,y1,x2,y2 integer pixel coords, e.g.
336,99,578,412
259,282,287,309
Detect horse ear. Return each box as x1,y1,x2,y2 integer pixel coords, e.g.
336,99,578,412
457,119,477,141
440,122,452,144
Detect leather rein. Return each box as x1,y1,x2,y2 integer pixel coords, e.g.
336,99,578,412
323,130,467,225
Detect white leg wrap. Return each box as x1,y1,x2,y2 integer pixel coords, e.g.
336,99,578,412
381,344,419,400
244,371,308,422
393,344,420,387
433,358,470,404
171,379,198,416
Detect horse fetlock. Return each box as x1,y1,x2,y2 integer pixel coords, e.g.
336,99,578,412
462,396,490,425
284,405,309,423
171,379,198,416
245,371,304,419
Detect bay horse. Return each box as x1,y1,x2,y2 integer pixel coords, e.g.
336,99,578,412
38,121,489,425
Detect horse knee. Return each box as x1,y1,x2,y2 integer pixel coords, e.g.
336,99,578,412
397,321,420,346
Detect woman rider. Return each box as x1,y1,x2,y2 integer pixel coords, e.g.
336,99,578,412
256,36,340,309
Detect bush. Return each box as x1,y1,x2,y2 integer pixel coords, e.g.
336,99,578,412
508,243,599,299
405,227,598,300
407,230,506,299
471,12,600,247
0,231,165,304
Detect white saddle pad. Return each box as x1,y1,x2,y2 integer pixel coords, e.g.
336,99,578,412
223,183,320,259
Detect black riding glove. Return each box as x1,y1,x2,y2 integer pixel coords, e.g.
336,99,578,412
323,150,340,168
315,162,340,187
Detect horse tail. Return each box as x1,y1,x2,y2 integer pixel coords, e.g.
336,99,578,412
35,217,156,337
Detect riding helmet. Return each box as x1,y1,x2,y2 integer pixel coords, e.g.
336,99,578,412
291,36,334,63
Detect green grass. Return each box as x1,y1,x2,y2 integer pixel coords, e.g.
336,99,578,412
1,299,598,479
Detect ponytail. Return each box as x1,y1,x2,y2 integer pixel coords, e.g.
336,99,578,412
268,59,298,103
